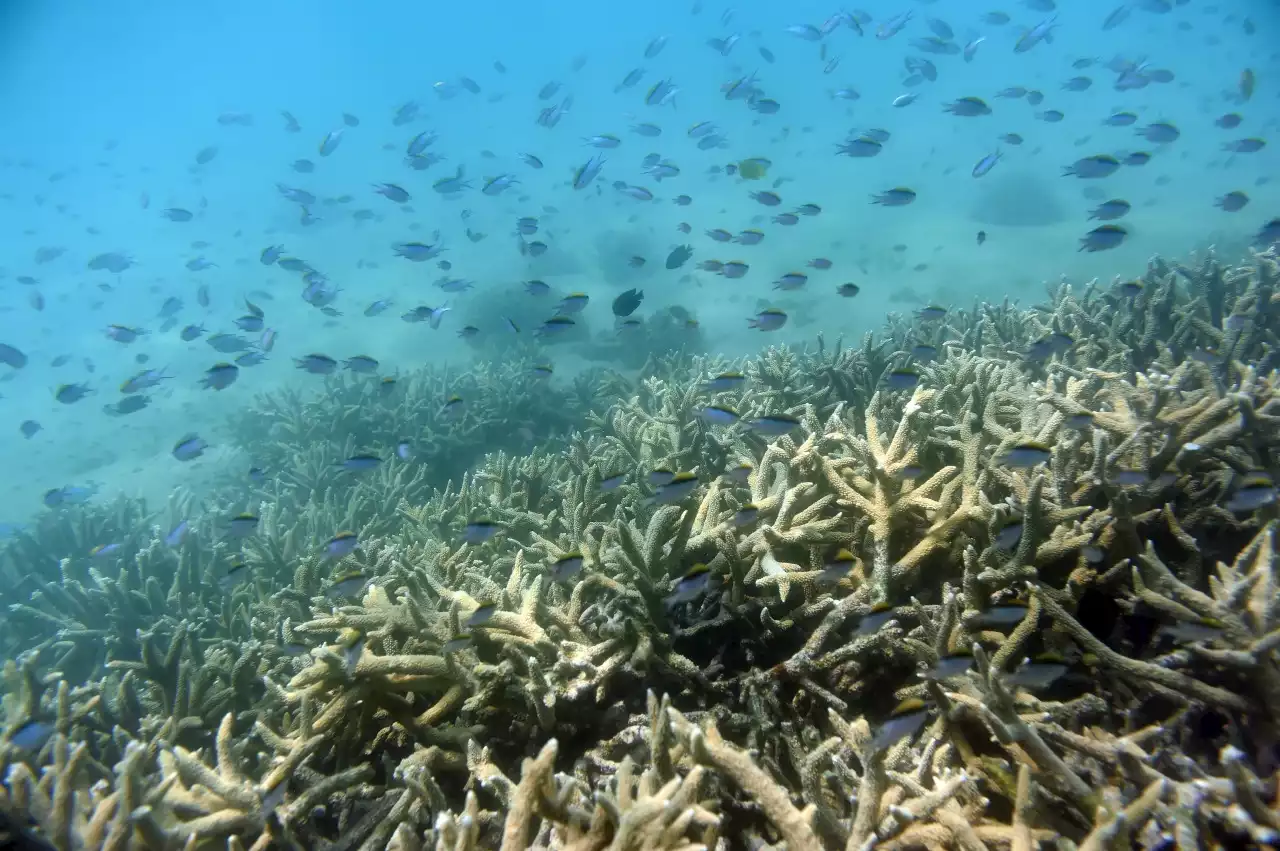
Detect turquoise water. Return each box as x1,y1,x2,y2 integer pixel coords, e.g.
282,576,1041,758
0,0,1275,522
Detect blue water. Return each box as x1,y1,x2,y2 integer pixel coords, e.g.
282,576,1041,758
0,0,1275,522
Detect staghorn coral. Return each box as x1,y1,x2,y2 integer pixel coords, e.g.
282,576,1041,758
0,248,1278,849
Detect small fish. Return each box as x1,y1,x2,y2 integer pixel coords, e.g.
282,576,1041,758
837,136,883,158
43,485,97,508
441,396,465,418
558,293,589,314
870,698,931,753
1136,121,1179,143
1216,191,1249,213
0,344,29,369
871,187,916,206
612,288,644,317
837,283,861,298
462,521,501,544
394,242,444,262
820,549,857,583
1003,653,1070,690
550,553,584,582
373,183,411,203
1113,467,1148,486
8,719,55,752
1156,617,1225,645
774,271,808,290
924,650,974,681
327,570,369,599
998,441,1052,467
573,154,606,190
1255,219,1280,247
943,96,991,117
1103,111,1138,126
337,454,381,473
219,558,251,592
295,353,338,374
1064,413,1094,430
318,128,344,156
855,602,897,636
172,434,208,462
1222,138,1266,154
1064,154,1121,178
1079,225,1127,252
747,308,787,331
700,372,746,392
665,244,693,269
1013,15,1056,53
971,151,1001,177
55,383,93,404
733,504,759,526
227,513,259,537
1117,279,1144,298
1225,472,1277,512
665,563,716,606
747,414,800,436
442,634,472,654
912,343,938,361
654,472,700,504
649,469,675,486
1101,5,1130,30
105,324,145,344
699,405,741,426
884,369,921,391
342,635,364,674
1089,199,1130,221
324,531,360,559
466,603,498,628
600,472,628,490
344,355,379,373
973,602,1030,627
537,316,576,336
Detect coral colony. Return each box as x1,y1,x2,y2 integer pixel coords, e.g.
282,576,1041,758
3,249,1280,849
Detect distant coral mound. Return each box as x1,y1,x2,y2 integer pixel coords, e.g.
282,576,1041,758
969,169,1069,226
593,228,653,287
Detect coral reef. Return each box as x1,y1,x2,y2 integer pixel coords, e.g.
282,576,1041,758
2,248,1279,849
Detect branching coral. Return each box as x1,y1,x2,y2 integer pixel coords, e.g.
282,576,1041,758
2,248,1279,849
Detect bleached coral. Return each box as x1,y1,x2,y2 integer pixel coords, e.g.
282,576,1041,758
2,249,1279,849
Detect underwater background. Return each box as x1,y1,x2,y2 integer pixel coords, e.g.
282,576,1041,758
1,0,1280,848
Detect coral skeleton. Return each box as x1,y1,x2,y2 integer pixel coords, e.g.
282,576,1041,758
2,249,1280,848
